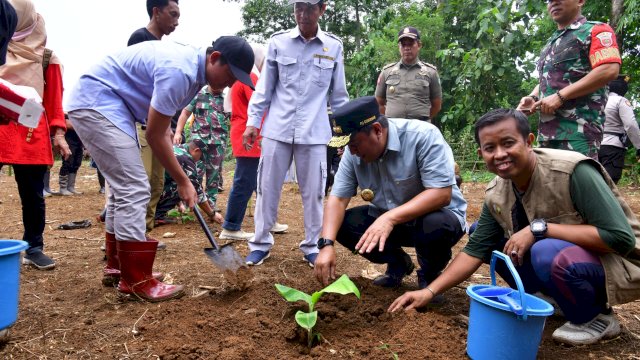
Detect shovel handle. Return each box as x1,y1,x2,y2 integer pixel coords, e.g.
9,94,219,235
193,206,220,251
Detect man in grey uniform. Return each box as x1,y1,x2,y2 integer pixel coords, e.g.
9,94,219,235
375,26,442,123
599,75,640,183
243,0,349,267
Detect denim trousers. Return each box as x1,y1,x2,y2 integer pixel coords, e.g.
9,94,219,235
223,157,259,231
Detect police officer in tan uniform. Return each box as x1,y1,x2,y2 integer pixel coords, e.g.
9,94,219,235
375,26,442,123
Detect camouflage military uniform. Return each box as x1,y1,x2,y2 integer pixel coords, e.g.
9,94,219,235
156,144,207,220
536,16,621,159
375,60,441,121
186,86,230,204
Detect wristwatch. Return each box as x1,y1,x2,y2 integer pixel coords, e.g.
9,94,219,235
530,219,547,241
317,238,335,249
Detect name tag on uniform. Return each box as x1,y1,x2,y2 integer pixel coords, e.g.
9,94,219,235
313,54,335,61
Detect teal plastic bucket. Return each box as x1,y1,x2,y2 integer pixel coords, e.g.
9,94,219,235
466,251,554,360
0,240,29,330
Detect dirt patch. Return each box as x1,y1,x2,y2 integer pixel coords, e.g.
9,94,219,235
0,165,639,359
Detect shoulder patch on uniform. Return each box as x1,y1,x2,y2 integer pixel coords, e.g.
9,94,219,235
270,29,289,38
625,99,632,107
382,62,396,70
419,61,437,70
324,32,343,44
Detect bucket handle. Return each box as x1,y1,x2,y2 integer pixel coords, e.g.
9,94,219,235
490,250,528,320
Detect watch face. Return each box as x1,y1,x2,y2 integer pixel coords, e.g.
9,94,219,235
531,222,544,232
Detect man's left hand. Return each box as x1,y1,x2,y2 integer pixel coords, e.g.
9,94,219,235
355,215,394,254
53,135,71,160
503,227,536,266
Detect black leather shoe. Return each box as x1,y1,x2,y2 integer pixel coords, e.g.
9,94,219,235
373,260,415,288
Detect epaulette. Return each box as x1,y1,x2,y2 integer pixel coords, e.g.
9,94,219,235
270,29,289,38
324,31,343,44
419,61,437,70
382,62,397,70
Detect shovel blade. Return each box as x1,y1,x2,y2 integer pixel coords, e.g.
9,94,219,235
203,244,246,272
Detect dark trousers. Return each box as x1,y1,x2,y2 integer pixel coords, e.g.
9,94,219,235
486,237,606,324
325,146,341,194
0,164,46,253
337,205,464,283
60,130,83,176
598,144,625,184
223,157,259,231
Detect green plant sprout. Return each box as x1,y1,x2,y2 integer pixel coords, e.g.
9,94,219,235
167,208,195,224
378,342,400,360
275,274,361,348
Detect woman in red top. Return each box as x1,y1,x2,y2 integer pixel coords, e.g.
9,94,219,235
0,0,70,270
220,44,287,240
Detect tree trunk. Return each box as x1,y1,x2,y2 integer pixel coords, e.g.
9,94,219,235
611,0,624,49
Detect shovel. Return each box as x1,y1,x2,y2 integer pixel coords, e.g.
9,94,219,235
193,206,247,274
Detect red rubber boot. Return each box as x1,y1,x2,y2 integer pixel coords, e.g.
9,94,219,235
116,239,184,302
102,233,164,287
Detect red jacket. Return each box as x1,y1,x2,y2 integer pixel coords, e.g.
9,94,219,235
230,72,262,158
0,63,65,165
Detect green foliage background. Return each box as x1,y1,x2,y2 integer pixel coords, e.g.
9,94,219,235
225,0,640,173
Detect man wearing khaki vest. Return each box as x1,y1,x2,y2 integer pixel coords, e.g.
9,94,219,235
390,108,640,346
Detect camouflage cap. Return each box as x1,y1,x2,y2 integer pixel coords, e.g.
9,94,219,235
189,136,208,152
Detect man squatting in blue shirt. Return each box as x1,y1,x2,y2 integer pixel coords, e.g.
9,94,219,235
66,37,255,302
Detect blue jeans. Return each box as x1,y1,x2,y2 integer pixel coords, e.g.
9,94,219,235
223,157,259,231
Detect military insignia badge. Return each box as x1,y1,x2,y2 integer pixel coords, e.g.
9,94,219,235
403,27,410,34
626,99,632,107
494,205,501,214
323,47,329,52
389,86,395,94
361,189,374,202
596,32,614,47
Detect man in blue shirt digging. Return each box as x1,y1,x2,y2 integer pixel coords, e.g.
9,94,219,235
67,36,254,302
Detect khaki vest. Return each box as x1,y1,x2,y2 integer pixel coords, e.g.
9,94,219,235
484,148,640,305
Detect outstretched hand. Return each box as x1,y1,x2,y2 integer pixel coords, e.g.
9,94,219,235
388,289,433,312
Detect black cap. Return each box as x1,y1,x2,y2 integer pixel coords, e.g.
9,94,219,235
212,36,255,90
328,96,380,148
287,0,322,4
398,26,420,42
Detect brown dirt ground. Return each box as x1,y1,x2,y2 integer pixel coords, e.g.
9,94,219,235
1,163,639,359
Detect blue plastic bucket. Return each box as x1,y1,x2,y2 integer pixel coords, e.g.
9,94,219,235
466,251,554,360
0,240,29,330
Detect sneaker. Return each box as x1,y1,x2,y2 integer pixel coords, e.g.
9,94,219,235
373,254,415,288
552,313,621,346
303,253,318,268
22,251,56,270
220,229,254,241
270,222,289,234
246,250,270,266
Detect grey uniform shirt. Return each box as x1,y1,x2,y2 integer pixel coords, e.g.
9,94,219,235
602,92,640,149
331,118,467,230
247,27,349,145
375,60,441,121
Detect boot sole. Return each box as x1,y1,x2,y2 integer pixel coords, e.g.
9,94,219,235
118,288,185,302
219,234,253,241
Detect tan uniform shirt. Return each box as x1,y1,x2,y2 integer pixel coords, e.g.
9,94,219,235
375,60,441,121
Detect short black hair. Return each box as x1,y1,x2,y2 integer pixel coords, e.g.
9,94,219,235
609,79,628,97
146,0,179,19
353,115,389,138
474,109,530,145
206,44,228,65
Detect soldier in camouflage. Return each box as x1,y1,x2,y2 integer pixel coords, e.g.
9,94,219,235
175,85,229,205
517,0,621,160
155,138,222,224
375,26,442,123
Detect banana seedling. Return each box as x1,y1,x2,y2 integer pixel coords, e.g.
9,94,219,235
275,274,360,347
